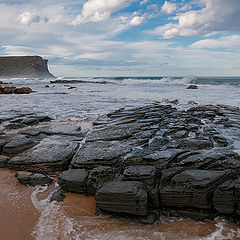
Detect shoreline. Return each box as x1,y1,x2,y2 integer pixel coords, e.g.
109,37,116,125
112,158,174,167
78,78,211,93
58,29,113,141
1,103,240,225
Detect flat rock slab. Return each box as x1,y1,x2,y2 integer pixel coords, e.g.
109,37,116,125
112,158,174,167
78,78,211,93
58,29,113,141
71,141,130,169
123,165,157,186
15,171,53,186
2,135,37,156
87,124,144,142
161,169,237,209
37,125,84,137
96,181,148,216
58,169,88,194
7,137,78,173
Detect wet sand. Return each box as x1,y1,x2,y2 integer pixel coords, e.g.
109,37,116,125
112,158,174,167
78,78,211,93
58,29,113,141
1,168,240,240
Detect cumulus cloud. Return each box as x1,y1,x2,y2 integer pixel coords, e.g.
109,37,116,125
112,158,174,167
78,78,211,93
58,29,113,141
153,0,240,38
161,1,177,14
129,16,144,26
191,35,240,49
17,11,41,25
71,0,130,25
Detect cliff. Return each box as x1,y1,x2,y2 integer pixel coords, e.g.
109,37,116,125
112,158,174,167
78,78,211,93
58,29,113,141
0,56,55,78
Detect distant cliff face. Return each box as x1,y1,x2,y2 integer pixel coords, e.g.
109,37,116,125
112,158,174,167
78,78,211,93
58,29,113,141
0,56,55,78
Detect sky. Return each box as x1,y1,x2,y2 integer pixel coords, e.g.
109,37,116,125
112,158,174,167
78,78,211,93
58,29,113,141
0,0,240,77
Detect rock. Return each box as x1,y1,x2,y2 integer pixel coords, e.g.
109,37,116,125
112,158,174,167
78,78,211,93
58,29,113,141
213,180,236,214
0,86,33,94
161,169,237,209
15,171,53,186
7,138,78,173
50,188,66,202
58,169,88,194
2,135,37,156
36,115,52,122
21,117,39,125
179,139,213,150
6,123,28,129
18,128,41,136
13,87,32,94
0,139,8,154
96,181,148,216
87,166,117,194
123,165,157,186
38,125,84,137
86,125,134,142
0,155,9,167
71,141,130,169
187,85,198,89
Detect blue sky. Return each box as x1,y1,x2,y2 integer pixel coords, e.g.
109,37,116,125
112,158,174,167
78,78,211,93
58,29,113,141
0,0,240,77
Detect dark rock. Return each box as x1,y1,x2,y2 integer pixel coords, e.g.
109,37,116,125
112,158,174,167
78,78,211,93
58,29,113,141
21,117,39,125
87,166,117,194
13,87,33,94
50,188,66,202
213,180,236,214
86,125,134,142
0,155,9,167
71,141,130,169
15,171,53,186
179,139,213,150
187,85,198,89
36,115,52,122
0,139,8,154
2,135,37,156
38,125,84,137
7,138,78,173
123,165,157,186
161,169,237,209
18,128,41,136
58,169,88,194
6,123,28,129
96,181,148,216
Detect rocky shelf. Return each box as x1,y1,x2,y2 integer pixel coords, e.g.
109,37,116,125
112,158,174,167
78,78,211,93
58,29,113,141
1,103,240,224
0,56,54,78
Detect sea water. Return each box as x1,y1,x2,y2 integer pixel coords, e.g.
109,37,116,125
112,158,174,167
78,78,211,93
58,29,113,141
0,76,240,240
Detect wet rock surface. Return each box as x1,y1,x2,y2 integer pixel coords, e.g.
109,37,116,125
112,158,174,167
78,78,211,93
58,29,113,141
15,171,53,186
1,103,240,224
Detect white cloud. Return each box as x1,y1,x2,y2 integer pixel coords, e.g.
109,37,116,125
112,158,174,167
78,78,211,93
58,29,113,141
17,11,40,25
129,16,144,26
153,0,240,38
191,35,240,49
71,0,130,25
161,1,177,14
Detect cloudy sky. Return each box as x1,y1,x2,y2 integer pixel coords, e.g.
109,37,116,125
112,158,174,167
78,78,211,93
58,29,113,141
0,0,240,77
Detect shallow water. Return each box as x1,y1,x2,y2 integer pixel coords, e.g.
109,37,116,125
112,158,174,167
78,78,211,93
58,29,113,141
0,169,240,240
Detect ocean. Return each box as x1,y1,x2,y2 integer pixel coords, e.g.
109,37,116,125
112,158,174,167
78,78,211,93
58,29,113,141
0,76,240,240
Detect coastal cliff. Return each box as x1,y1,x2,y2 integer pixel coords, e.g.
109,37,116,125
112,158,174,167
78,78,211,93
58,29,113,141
0,56,55,78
